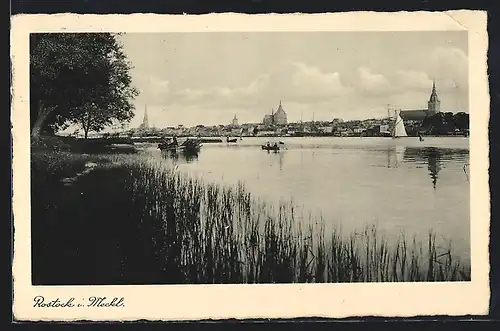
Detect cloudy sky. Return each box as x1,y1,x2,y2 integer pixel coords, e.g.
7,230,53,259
118,31,468,128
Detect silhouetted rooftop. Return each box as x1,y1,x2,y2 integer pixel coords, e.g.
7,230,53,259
400,109,431,121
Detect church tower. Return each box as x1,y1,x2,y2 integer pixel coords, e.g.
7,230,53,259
274,100,288,125
231,114,239,126
140,105,149,129
427,80,441,115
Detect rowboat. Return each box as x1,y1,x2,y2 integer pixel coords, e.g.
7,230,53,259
262,144,280,151
158,139,202,153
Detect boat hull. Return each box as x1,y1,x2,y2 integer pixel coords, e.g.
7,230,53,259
261,145,280,151
158,140,202,153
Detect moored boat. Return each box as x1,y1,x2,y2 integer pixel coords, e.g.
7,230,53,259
261,142,282,151
262,145,280,151
158,138,202,153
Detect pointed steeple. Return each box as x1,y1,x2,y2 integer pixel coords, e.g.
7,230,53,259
276,100,284,113
141,104,149,128
427,80,441,114
429,80,439,102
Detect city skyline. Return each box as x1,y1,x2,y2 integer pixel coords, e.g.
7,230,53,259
130,79,458,131
119,31,468,128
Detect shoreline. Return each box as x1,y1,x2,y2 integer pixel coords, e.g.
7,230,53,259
66,134,470,143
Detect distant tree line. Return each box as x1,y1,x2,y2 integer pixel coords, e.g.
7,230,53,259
30,33,138,140
421,112,469,135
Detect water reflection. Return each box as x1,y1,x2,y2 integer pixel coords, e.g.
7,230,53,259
160,149,199,164
385,146,405,169
153,139,470,261
403,147,469,189
383,146,469,189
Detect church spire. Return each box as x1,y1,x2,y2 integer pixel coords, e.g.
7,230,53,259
429,80,439,102
141,104,149,128
277,100,284,112
427,80,441,114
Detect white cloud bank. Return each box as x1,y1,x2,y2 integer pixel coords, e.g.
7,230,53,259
129,45,468,127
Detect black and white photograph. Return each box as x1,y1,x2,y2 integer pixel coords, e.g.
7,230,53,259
12,12,490,320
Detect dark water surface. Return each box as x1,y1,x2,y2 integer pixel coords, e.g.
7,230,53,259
145,136,470,261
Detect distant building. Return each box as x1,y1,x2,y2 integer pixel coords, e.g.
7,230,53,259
262,101,288,126
139,105,149,129
274,101,288,125
231,114,239,127
263,113,274,126
400,81,441,121
379,124,390,133
231,128,243,135
353,127,364,134
320,126,333,134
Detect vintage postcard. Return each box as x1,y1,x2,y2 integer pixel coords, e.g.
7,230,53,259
11,11,490,321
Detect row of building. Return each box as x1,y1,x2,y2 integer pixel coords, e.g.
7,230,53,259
232,80,442,129
133,81,449,137
229,100,289,128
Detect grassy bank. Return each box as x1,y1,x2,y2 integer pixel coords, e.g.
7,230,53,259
31,148,471,284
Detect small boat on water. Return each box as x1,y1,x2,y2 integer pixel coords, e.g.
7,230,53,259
158,138,202,153
262,141,284,151
392,110,408,139
199,137,223,143
226,136,238,143
262,144,280,151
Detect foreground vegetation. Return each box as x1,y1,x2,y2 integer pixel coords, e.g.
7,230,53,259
31,146,471,284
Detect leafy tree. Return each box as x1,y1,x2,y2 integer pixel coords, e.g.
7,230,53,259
30,33,138,139
453,112,469,131
421,112,469,135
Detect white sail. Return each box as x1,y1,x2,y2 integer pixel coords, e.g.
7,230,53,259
392,110,408,138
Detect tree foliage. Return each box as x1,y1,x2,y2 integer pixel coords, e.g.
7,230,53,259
421,112,469,134
30,33,139,138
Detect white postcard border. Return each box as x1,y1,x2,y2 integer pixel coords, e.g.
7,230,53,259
11,11,490,321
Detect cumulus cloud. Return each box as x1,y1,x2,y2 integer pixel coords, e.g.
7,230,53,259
394,70,433,91
129,44,469,127
427,46,468,90
357,67,391,96
287,62,353,99
159,61,352,108
136,76,170,100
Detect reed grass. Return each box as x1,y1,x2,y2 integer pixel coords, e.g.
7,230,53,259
31,151,471,284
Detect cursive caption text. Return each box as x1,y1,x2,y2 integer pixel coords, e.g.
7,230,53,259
33,296,125,308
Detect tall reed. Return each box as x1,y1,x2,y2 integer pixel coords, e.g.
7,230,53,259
31,152,471,284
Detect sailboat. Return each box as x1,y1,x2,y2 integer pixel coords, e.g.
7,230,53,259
392,109,408,139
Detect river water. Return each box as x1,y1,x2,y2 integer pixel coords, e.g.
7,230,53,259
145,136,470,262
